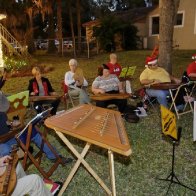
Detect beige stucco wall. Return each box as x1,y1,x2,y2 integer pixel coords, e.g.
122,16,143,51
174,0,196,49
146,0,196,49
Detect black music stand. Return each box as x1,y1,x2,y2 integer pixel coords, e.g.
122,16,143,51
158,127,196,194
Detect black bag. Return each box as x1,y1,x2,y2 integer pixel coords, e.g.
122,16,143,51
123,105,139,123
124,113,139,123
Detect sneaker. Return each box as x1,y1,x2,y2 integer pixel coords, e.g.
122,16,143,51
61,156,73,165
44,179,61,195
51,156,73,165
135,107,148,117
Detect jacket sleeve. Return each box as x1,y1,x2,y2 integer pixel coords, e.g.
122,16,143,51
46,78,54,93
27,79,34,94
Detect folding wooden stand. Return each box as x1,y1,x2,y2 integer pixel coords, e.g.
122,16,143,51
169,83,193,119
45,104,132,196
16,123,63,179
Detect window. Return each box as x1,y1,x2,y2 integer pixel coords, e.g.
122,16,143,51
150,16,159,35
152,16,159,35
150,11,184,36
174,11,184,27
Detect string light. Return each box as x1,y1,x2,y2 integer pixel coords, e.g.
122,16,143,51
0,14,7,68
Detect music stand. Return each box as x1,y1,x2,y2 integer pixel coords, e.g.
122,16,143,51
158,127,196,194
15,108,63,179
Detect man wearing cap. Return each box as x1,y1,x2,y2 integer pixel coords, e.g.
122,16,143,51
140,57,181,107
0,91,17,156
186,54,196,77
92,64,127,113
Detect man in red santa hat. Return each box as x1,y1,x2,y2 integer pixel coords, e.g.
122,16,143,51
140,56,181,108
186,53,196,77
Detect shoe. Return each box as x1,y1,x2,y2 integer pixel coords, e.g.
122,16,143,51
135,107,148,117
44,179,61,195
61,157,73,165
50,156,73,165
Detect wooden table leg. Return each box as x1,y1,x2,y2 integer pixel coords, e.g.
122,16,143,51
108,150,116,196
56,131,112,196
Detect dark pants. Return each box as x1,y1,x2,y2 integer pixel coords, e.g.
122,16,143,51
96,99,127,113
34,99,60,115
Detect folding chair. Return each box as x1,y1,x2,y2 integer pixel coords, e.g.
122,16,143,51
61,81,79,109
15,109,64,179
7,92,28,126
137,87,158,112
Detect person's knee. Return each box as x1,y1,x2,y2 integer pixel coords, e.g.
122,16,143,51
0,145,11,156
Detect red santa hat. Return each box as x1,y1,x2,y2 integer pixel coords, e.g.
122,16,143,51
145,56,158,67
192,54,196,60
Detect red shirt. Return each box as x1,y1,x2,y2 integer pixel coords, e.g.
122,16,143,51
107,62,122,77
187,61,196,75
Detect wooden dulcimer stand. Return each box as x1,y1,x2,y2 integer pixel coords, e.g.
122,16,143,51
45,104,132,196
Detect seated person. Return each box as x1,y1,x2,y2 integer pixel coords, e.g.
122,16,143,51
186,53,196,77
0,155,52,196
92,64,127,113
107,53,136,98
140,56,182,108
64,59,90,104
28,66,60,115
0,93,72,164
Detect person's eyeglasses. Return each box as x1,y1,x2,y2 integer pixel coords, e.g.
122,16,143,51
148,64,157,67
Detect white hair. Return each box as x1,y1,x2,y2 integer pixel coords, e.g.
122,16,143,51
69,59,78,66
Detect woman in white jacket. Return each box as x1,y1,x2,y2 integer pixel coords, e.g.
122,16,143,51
64,59,90,104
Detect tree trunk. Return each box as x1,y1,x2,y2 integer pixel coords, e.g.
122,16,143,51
159,0,180,74
69,1,76,57
76,0,82,53
26,8,36,54
56,0,63,55
47,0,57,54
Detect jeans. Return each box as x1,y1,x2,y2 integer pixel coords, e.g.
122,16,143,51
146,89,169,107
0,138,17,156
0,131,56,160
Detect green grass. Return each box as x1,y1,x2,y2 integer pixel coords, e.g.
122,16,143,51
3,50,196,195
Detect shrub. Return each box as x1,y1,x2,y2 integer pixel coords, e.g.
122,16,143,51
3,56,28,72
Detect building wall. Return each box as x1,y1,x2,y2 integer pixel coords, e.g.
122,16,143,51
174,0,196,49
146,0,196,49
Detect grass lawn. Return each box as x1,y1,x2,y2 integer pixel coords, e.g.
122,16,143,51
3,50,196,195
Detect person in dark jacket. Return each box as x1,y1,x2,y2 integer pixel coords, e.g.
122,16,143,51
28,66,60,115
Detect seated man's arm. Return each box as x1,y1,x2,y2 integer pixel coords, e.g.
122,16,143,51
187,72,196,77
170,75,181,84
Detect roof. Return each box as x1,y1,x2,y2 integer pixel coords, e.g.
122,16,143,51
82,6,157,28
82,19,100,27
114,6,157,23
